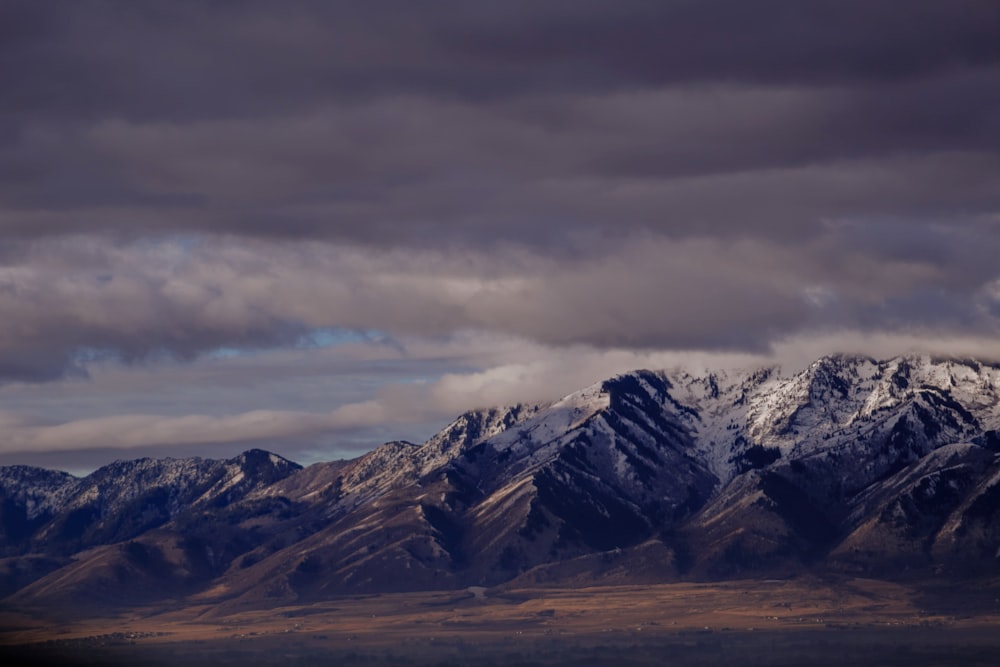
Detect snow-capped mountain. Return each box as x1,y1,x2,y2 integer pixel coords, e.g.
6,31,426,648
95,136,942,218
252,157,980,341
0,449,301,558
4,355,1000,610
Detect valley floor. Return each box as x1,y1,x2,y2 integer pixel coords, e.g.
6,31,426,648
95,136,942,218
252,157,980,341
2,576,1000,666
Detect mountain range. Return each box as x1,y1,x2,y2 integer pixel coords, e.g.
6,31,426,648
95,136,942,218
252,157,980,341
4,354,1000,613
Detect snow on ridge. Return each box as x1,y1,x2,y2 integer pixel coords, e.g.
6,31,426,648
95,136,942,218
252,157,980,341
487,380,610,456
0,465,80,520
415,403,544,475
575,355,1000,485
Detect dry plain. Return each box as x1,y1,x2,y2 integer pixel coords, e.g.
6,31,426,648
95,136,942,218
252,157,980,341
3,576,1000,666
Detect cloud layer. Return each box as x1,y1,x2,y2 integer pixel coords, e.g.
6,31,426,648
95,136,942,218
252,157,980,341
4,1,999,243
2,1,1000,465
4,231,1000,383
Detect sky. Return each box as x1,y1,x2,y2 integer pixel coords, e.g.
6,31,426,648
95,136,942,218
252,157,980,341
2,1,1000,473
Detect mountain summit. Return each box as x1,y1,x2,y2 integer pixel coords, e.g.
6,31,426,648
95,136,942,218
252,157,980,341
4,355,1000,610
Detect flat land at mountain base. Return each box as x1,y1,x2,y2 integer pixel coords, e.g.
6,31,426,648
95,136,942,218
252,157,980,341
2,576,1000,666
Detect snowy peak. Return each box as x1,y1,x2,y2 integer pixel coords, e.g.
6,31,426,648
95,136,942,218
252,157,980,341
418,403,543,471
425,404,543,452
479,381,610,460
0,448,301,558
315,405,546,510
230,448,301,476
194,449,303,506
644,354,1000,484
0,465,79,525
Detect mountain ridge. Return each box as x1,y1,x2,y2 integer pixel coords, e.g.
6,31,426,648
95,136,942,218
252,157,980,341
4,353,1000,611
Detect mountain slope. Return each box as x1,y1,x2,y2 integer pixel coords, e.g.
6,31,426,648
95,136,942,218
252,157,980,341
5,354,1000,610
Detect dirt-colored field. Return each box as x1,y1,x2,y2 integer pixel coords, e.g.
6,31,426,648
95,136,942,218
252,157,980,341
3,577,1000,665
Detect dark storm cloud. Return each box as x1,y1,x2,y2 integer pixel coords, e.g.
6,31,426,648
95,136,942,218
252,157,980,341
5,1,999,119
4,88,1000,244
1,0,998,241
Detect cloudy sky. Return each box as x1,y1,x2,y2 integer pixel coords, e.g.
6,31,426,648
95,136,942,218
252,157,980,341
2,1,1000,473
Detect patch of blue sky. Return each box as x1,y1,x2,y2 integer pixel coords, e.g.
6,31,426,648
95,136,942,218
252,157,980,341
127,232,204,255
128,234,203,276
296,328,392,349
206,346,244,359
201,328,397,361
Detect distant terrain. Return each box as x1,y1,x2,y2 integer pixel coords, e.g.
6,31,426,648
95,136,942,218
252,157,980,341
4,355,1000,663
3,577,1000,666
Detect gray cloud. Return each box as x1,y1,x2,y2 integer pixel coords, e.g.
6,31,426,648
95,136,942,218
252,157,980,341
4,95,1000,246
0,1,997,245
5,2,998,121
1,232,999,383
